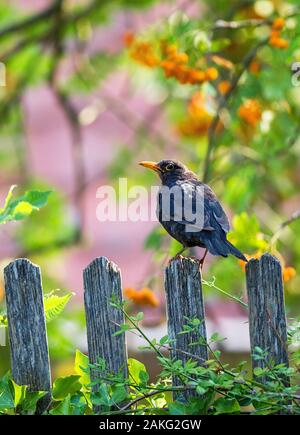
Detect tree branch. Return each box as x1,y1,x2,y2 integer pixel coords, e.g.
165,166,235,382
0,0,62,40
202,37,268,182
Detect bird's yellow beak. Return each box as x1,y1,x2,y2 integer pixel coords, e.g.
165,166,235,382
139,161,161,173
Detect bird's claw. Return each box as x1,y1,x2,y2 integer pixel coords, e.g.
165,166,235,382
168,254,184,264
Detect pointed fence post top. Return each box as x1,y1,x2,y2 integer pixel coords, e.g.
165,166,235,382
246,252,282,272
84,256,120,276
4,257,41,277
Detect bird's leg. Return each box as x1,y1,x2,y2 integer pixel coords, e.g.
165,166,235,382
169,246,187,263
193,249,208,278
199,248,208,270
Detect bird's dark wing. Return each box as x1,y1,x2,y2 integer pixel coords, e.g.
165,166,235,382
157,181,230,233
203,184,230,233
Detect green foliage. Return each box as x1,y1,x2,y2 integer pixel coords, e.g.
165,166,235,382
0,376,14,410
128,358,149,386
213,397,240,414
228,212,269,253
74,350,90,388
0,374,47,415
16,189,78,252
0,308,299,415
0,186,51,224
52,375,82,400
44,291,74,323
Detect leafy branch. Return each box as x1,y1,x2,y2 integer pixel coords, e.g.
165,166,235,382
0,186,51,224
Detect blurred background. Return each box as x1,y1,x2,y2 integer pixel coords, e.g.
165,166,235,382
0,0,300,379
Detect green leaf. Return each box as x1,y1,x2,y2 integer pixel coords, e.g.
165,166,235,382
74,350,90,388
52,375,82,400
23,190,52,209
159,335,169,345
91,383,112,407
111,385,127,404
139,370,150,385
44,291,73,322
49,395,72,415
20,391,47,414
113,323,131,336
11,380,27,407
0,186,51,224
128,358,148,386
12,201,34,220
196,385,207,395
169,402,187,415
253,367,265,377
213,397,240,414
0,377,14,410
135,312,144,322
210,332,225,343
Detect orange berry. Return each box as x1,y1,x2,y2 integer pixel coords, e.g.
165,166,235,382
124,287,159,307
272,17,285,31
170,52,189,64
160,60,176,75
177,92,213,136
271,37,289,48
238,252,262,270
205,67,218,81
270,30,281,39
283,267,296,283
130,42,159,67
188,69,206,84
238,99,262,126
175,65,190,84
218,80,231,95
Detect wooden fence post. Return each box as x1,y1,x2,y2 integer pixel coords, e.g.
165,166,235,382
246,253,289,381
165,257,208,401
83,257,128,403
4,259,51,414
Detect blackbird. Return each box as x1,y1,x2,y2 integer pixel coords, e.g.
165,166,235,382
139,159,247,266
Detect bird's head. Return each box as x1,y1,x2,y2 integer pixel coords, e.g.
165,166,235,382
139,159,196,184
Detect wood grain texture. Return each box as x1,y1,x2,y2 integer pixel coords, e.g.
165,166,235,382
4,259,51,414
246,253,289,381
165,257,208,401
83,257,128,389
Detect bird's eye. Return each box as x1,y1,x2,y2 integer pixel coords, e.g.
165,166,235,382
165,163,174,171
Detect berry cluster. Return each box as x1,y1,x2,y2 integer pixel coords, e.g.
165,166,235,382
123,33,218,87
178,92,218,137
269,17,289,49
160,43,218,85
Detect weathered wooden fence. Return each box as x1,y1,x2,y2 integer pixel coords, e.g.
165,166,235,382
3,253,289,413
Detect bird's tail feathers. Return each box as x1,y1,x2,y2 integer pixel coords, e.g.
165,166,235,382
224,239,248,262
202,231,248,262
